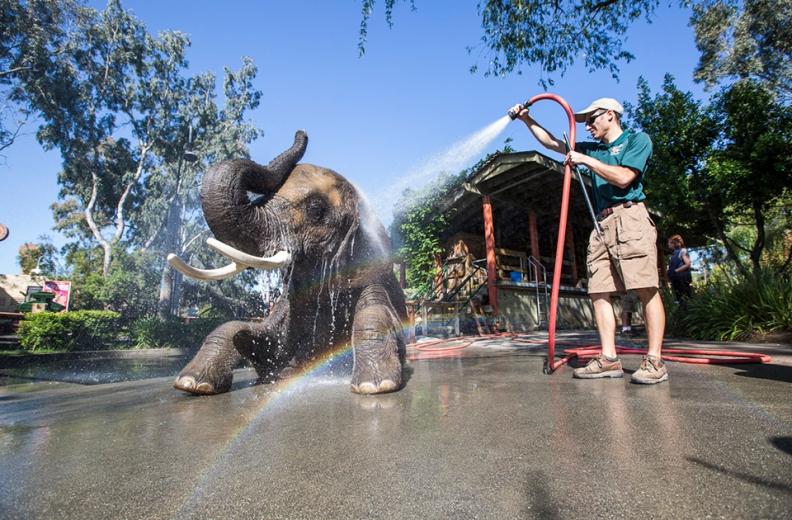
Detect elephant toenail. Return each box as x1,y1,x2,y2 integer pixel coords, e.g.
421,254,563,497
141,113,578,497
357,382,378,394
378,379,397,392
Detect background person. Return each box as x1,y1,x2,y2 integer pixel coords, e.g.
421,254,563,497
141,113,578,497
619,290,639,337
508,97,668,384
667,234,693,302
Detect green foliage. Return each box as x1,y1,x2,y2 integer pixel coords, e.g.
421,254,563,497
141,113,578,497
628,76,792,271
392,173,462,296
67,247,160,322
626,74,720,246
17,236,58,276
17,310,121,351
1,0,84,151
128,315,224,349
667,269,792,340
391,145,514,296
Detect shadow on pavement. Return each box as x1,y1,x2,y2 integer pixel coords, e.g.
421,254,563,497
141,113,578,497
727,363,792,384
770,436,792,457
687,457,792,493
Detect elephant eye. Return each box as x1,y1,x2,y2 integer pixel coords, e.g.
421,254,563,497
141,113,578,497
306,196,327,223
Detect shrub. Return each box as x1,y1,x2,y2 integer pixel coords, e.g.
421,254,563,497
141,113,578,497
18,310,122,352
668,270,792,341
129,316,224,350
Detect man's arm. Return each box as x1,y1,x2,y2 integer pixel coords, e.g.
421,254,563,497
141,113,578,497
566,151,637,189
509,104,566,154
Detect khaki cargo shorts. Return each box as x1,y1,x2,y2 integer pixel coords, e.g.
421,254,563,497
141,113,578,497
587,202,659,294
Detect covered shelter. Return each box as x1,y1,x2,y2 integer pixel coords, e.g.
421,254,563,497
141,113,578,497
405,150,663,334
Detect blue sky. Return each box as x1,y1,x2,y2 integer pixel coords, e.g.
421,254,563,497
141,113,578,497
0,0,709,274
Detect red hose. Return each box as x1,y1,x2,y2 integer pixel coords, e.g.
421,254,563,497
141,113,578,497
525,93,576,373
407,336,771,364
564,345,771,365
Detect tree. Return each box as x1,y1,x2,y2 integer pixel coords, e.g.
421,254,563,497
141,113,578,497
691,0,792,100
626,75,721,248
13,0,192,276
629,75,792,273
0,0,84,154
359,1,791,91
708,79,792,270
137,59,262,318
17,236,58,276
361,0,673,85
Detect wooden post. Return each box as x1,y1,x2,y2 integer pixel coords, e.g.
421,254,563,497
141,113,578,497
529,210,540,261
482,195,498,314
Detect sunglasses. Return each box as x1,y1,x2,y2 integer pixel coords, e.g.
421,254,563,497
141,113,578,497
585,110,607,126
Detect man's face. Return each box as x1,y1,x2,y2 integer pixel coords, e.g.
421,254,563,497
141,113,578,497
584,109,613,140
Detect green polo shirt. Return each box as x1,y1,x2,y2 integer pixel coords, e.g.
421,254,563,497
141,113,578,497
577,130,652,212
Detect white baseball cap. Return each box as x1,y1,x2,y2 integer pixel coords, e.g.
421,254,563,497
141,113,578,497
574,98,624,123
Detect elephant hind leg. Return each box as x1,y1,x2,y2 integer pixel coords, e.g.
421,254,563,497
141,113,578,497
351,285,404,395
174,321,245,395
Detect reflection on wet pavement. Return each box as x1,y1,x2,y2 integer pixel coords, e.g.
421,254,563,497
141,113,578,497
1,334,791,518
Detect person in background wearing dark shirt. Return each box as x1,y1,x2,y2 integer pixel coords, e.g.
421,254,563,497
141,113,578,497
667,234,693,303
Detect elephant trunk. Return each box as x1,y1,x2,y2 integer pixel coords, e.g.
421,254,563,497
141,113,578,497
200,131,308,252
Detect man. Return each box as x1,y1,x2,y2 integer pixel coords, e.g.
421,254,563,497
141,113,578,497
508,97,667,384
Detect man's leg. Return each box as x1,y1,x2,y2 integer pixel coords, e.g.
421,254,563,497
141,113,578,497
635,287,665,357
574,292,623,379
591,292,617,358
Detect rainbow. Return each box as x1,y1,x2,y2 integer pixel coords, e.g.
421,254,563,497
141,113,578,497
173,318,420,513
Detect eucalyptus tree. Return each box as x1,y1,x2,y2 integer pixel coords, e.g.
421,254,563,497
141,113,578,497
16,0,193,276
359,1,791,91
0,0,84,153
138,59,262,318
692,0,791,100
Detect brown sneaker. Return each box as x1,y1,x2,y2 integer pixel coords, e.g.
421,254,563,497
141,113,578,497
631,355,669,384
573,355,624,379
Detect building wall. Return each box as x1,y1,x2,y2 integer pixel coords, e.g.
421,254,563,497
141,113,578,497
0,274,36,312
497,285,644,332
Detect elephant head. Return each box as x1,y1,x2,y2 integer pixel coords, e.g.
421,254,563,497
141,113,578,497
169,131,406,396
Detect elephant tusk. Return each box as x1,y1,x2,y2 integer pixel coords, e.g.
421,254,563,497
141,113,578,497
206,238,291,269
167,254,247,281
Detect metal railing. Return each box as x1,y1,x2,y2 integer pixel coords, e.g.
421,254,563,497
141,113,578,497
528,255,549,329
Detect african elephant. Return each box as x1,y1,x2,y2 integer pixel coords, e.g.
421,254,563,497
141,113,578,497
168,130,406,395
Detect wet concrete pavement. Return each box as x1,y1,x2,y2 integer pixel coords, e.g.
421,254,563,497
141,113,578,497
1,333,791,519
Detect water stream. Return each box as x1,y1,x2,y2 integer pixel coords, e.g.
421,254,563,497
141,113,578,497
373,114,513,223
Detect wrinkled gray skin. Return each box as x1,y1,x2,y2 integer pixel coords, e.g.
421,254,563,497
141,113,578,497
174,131,406,395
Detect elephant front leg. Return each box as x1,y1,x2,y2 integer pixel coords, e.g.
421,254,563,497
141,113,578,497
174,321,246,395
351,286,404,394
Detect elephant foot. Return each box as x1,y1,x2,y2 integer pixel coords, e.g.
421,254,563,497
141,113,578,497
350,357,402,394
351,378,399,395
173,366,233,395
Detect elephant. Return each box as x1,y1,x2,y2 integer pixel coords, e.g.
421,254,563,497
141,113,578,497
168,130,407,395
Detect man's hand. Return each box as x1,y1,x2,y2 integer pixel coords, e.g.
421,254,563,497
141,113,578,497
565,150,589,167
508,103,530,122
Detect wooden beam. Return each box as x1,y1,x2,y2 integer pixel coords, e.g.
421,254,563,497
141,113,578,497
529,210,540,262
482,195,498,314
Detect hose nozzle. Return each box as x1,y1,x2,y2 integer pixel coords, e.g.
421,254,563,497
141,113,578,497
508,100,533,120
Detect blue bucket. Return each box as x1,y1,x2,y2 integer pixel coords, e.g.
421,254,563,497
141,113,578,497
509,271,523,282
